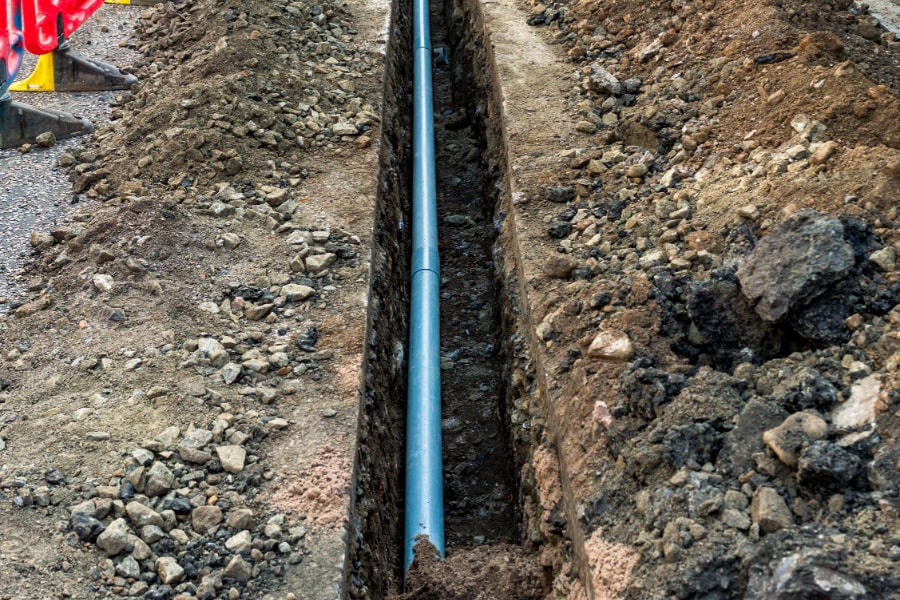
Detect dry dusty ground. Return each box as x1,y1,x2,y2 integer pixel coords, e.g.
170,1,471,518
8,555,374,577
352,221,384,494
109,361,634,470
1,0,899,598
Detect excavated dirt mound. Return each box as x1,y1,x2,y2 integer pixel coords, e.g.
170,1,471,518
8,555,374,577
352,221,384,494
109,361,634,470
503,0,900,597
1,0,388,598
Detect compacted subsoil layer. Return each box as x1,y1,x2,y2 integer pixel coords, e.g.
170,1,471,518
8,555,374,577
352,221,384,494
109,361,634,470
1,0,900,598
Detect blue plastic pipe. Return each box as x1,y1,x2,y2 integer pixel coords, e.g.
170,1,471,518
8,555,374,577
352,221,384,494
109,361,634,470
404,0,444,576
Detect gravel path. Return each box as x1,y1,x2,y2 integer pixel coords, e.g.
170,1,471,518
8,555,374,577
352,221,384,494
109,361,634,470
0,4,139,308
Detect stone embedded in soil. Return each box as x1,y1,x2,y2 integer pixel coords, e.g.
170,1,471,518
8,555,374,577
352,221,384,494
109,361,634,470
751,549,868,599
96,518,130,556
192,505,223,533
179,445,212,464
223,555,252,581
70,513,105,542
280,283,315,302
220,362,242,385
751,487,793,534
181,428,213,449
226,509,254,530
588,64,622,95
575,120,597,134
797,441,862,493
809,141,839,166
869,246,896,271
125,501,164,528
721,508,751,530
144,461,175,497
92,274,115,293
199,301,220,314
116,555,141,579
544,185,576,203
225,530,252,553
626,163,648,178
216,445,246,473
156,426,180,448
245,303,273,321
736,210,854,322
15,294,52,318
156,556,185,586
763,412,828,468
332,121,359,136
132,448,154,466
196,338,229,367
543,254,579,279
305,253,337,274
265,522,282,539
586,330,634,362
661,517,707,563
178,375,206,398
222,231,241,250
832,375,879,431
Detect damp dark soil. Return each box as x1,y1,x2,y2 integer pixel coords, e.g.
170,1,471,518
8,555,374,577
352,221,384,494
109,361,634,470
431,0,518,550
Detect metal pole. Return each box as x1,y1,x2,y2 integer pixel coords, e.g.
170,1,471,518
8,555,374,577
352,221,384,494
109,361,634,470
404,0,444,576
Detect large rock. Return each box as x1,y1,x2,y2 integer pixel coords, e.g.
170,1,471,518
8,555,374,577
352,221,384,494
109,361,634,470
797,441,862,493
116,555,141,579
192,505,223,533
587,64,622,96
96,518,130,556
180,428,213,449
280,284,316,302
225,530,253,553
223,555,252,581
144,461,175,497
763,412,828,468
226,508,254,530
737,211,854,322
586,330,634,361
125,501,164,529
156,556,185,585
70,512,105,542
216,445,246,474
687,269,781,370
750,550,868,599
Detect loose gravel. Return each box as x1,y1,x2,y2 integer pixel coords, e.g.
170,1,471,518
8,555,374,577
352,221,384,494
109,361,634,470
0,5,139,308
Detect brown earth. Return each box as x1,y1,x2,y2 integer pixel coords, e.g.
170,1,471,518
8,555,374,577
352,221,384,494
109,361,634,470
1,0,899,598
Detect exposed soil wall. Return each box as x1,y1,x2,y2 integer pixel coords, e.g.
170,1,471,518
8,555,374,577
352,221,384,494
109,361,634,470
347,0,413,596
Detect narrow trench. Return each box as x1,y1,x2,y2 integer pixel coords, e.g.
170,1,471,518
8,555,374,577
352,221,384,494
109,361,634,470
349,0,535,596
430,0,517,550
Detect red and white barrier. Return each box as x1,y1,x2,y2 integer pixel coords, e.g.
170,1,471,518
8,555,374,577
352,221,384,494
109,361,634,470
20,0,103,55
0,0,24,94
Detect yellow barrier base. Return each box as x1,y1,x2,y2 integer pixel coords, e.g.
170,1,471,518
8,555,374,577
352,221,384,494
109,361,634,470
104,0,164,4
8,53,55,92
